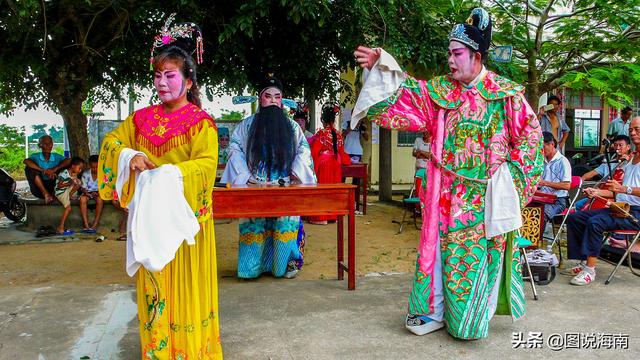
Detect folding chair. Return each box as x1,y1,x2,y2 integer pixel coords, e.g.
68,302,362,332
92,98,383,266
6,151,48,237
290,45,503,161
548,176,583,265
603,230,640,284
395,168,426,234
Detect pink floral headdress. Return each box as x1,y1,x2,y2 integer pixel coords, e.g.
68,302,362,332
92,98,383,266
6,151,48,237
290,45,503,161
149,13,204,69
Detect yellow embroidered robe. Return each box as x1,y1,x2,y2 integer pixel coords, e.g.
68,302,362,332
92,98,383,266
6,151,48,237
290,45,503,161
98,103,222,360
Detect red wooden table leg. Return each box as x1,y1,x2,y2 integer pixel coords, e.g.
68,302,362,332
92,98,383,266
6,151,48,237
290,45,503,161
337,215,344,281
362,168,368,215
355,181,361,213
348,189,356,290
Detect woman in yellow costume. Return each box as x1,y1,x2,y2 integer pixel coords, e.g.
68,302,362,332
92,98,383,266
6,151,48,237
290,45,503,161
98,15,222,359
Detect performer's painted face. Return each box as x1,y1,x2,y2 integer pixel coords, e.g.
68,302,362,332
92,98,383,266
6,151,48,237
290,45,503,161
448,41,481,84
154,61,191,104
259,87,282,108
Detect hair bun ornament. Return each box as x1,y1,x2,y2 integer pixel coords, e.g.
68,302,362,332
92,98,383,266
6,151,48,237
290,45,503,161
149,13,204,68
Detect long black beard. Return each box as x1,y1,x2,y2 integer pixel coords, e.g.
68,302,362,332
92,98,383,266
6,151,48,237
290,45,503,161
246,105,296,177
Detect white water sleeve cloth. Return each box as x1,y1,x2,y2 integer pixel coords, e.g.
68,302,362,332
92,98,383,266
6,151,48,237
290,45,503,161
351,49,406,127
115,148,147,202
125,164,199,276
485,162,522,238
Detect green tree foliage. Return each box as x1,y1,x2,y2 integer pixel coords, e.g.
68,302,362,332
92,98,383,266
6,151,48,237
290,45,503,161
340,0,469,79
27,124,63,143
217,110,247,122
0,125,25,176
0,0,155,160
489,0,640,108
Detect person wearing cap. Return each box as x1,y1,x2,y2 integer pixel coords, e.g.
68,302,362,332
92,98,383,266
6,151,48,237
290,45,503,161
221,76,316,279
97,15,223,358
352,8,543,339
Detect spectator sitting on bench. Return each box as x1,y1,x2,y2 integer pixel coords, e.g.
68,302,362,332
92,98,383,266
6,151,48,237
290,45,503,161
54,157,85,235
23,135,71,204
79,155,103,234
538,131,571,228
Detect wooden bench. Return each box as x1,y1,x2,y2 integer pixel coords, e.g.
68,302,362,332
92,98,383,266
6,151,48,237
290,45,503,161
19,196,125,234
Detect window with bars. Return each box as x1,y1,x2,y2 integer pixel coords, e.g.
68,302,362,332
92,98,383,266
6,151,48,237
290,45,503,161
397,131,422,147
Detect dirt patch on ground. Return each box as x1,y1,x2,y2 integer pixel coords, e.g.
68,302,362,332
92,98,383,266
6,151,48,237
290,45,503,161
0,198,421,287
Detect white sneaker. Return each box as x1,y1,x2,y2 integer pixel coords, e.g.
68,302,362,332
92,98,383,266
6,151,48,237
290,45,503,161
405,314,445,335
283,261,299,279
560,263,584,276
570,269,596,286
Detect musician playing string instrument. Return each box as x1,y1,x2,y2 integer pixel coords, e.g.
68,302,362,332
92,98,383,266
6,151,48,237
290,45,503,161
581,135,632,182
565,116,640,286
538,131,572,225
574,134,632,211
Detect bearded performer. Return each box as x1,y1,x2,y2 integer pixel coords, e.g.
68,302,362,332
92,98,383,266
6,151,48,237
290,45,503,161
98,15,222,359
221,77,316,279
353,8,543,339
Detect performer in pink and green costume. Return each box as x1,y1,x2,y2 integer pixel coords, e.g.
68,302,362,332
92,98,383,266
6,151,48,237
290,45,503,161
353,8,544,339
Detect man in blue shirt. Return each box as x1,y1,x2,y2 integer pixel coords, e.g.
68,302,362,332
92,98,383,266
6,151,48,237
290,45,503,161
23,135,70,203
607,106,633,138
581,134,632,181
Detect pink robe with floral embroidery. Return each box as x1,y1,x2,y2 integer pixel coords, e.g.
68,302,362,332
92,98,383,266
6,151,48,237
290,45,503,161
366,69,543,339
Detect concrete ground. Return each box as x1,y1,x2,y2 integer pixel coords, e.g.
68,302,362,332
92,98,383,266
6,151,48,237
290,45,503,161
1,268,639,360
1,200,640,359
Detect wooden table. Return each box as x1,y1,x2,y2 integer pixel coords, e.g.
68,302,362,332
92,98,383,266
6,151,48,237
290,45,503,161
212,184,358,290
341,163,368,215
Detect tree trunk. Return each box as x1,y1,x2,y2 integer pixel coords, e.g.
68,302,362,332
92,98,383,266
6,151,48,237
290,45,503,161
307,97,317,132
378,127,392,201
526,52,541,110
525,82,540,112
54,94,90,161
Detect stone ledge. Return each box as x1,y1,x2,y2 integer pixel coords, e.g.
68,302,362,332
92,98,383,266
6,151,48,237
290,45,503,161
19,195,124,233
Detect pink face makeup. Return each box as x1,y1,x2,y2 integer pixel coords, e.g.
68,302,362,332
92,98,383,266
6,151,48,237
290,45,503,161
259,87,283,108
154,62,188,104
448,41,478,84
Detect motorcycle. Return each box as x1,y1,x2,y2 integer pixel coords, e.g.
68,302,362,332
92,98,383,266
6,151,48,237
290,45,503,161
0,168,27,222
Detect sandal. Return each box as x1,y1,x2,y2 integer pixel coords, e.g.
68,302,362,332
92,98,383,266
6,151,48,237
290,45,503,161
81,228,97,234
57,229,75,236
116,234,127,241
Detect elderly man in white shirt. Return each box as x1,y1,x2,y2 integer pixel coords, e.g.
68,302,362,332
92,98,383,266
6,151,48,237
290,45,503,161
565,116,640,286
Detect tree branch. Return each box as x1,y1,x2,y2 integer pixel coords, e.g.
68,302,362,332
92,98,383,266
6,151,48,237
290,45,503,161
544,6,597,25
527,0,544,15
490,1,537,28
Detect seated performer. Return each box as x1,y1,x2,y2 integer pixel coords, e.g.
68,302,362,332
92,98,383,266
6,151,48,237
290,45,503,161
538,131,571,225
564,116,640,286
308,103,351,225
221,76,316,279
353,8,543,339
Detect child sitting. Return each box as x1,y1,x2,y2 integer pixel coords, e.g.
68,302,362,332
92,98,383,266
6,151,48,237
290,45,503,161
54,157,85,235
79,155,103,234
